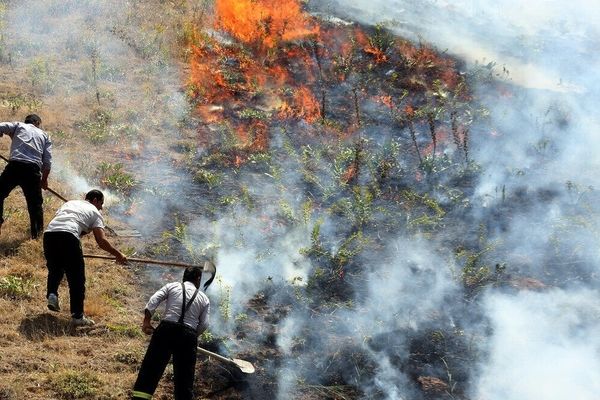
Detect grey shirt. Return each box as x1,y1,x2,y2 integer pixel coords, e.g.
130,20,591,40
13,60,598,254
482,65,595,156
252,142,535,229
145,281,210,334
0,122,52,171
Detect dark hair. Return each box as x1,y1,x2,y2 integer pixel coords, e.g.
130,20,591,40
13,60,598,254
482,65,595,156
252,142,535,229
85,189,104,202
183,266,203,283
24,114,42,127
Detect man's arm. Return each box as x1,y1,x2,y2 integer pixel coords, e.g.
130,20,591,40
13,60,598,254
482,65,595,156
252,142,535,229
41,168,50,190
0,122,17,138
141,309,154,335
197,302,210,335
41,136,52,190
142,283,171,335
92,227,127,264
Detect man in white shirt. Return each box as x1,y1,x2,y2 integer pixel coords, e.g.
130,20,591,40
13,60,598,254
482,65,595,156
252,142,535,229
0,114,52,239
132,266,210,400
44,189,127,326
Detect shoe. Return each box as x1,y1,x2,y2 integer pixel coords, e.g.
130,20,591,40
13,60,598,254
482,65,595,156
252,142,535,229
47,293,60,312
71,315,95,327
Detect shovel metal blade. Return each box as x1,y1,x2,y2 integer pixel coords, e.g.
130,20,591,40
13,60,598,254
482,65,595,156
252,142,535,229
232,358,255,374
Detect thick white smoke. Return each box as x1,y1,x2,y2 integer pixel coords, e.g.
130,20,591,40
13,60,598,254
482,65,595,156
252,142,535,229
316,0,600,398
475,289,600,400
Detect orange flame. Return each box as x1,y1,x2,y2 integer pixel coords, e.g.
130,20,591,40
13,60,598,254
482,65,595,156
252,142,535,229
294,86,321,123
279,86,321,123
377,95,395,110
215,0,318,48
355,29,388,64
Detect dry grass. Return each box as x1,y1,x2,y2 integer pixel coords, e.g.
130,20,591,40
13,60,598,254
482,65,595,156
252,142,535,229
0,190,148,398
0,1,212,398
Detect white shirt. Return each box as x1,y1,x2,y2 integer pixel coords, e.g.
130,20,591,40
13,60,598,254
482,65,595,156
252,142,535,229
0,122,52,171
145,281,210,333
45,200,105,239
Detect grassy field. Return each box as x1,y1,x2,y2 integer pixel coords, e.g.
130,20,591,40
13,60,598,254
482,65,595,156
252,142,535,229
3,1,595,399
0,1,203,398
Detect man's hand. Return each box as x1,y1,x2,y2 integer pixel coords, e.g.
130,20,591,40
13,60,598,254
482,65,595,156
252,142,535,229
41,169,50,190
115,252,128,265
142,310,155,335
142,320,155,335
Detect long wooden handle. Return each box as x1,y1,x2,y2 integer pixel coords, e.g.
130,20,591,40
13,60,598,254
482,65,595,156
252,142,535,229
196,346,236,365
0,154,68,202
46,187,68,202
196,346,255,373
83,254,203,269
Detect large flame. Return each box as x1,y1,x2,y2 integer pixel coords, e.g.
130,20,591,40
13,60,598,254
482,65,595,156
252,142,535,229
186,0,467,168
215,0,318,48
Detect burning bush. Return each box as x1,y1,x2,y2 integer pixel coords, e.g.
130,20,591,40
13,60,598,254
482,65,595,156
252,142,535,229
215,0,318,48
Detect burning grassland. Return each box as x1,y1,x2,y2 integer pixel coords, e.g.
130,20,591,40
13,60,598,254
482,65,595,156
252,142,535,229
1,0,600,399
185,2,472,170
170,1,600,399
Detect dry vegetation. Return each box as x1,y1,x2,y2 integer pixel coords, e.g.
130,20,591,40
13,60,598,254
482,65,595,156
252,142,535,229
0,169,149,397
0,1,211,398
1,1,596,399
0,0,505,398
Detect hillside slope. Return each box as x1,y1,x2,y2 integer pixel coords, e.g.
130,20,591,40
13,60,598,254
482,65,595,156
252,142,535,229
1,1,599,400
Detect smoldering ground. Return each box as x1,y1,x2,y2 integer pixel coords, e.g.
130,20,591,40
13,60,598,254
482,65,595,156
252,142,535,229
312,0,600,398
4,1,600,399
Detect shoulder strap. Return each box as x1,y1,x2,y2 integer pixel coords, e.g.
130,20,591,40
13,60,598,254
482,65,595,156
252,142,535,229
178,282,201,324
178,282,186,324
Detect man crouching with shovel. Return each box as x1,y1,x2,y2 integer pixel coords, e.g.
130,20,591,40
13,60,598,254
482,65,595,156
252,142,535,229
132,266,210,400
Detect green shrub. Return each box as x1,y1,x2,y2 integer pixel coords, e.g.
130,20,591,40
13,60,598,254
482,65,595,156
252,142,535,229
193,168,221,188
0,275,34,299
50,370,100,399
114,351,141,365
106,323,143,338
97,162,136,194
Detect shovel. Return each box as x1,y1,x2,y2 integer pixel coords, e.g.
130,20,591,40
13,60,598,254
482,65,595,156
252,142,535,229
197,346,255,374
0,153,142,237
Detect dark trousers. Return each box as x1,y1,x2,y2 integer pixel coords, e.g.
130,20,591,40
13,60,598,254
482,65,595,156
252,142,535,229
44,231,86,318
133,321,198,400
0,160,44,238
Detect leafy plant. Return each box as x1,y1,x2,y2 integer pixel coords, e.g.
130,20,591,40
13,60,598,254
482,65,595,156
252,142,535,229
114,351,141,365
193,168,221,188
27,57,56,94
97,162,136,194
0,275,34,299
106,323,143,338
79,110,113,143
0,93,42,115
49,370,101,399
217,277,232,322
238,108,268,120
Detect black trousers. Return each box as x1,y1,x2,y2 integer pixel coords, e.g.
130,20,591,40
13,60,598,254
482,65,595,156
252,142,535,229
44,231,86,318
0,160,44,238
133,321,198,400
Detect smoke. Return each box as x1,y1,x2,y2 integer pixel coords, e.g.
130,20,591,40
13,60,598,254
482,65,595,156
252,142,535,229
2,0,193,235
474,289,600,400
5,1,600,398
313,0,600,398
